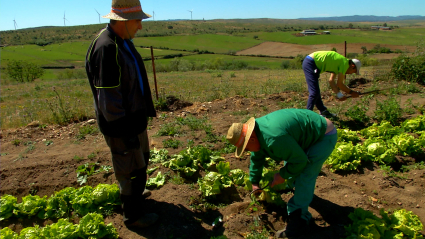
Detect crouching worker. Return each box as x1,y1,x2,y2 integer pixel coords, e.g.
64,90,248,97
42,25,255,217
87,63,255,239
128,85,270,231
226,109,338,238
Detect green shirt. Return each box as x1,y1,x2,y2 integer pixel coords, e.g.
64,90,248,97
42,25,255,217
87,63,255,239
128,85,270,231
313,51,349,74
249,109,327,183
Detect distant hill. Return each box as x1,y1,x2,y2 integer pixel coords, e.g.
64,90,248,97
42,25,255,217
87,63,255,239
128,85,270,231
298,15,425,22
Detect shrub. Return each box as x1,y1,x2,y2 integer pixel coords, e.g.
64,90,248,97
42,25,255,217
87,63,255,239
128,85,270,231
374,97,403,125
391,41,425,84
355,54,379,67
5,60,45,83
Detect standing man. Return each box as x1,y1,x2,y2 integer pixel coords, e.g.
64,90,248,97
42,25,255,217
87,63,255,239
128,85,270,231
227,109,338,238
85,0,158,228
303,51,362,118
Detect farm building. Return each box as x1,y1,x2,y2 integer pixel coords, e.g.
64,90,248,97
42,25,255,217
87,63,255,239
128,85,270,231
322,31,331,34
300,30,317,35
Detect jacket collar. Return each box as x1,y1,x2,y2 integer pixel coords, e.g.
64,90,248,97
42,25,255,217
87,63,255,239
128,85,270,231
106,24,125,45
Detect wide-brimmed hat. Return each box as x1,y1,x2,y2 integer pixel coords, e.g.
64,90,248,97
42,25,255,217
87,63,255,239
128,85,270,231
226,117,256,157
103,0,151,21
352,59,361,75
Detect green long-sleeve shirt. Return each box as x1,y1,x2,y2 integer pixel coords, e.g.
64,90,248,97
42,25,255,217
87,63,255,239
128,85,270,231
249,109,327,184
313,51,349,74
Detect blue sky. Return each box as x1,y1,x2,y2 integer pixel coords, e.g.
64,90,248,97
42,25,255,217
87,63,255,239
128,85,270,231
1,0,424,31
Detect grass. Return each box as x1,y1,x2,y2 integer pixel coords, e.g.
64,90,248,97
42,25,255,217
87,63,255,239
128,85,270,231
0,64,405,130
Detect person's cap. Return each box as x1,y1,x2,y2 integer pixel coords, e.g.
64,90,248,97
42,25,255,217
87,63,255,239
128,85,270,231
352,59,361,75
103,0,151,21
226,117,256,158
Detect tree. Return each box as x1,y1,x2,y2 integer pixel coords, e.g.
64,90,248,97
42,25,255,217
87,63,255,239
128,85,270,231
383,23,387,27
5,60,45,83
348,23,354,29
361,46,368,54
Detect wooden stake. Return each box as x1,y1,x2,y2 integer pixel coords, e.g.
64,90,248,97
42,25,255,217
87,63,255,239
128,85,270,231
150,46,159,100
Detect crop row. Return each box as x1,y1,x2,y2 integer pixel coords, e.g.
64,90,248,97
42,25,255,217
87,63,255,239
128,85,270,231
0,212,118,239
326,115,425,172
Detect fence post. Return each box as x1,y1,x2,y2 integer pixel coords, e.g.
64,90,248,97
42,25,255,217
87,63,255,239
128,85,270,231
150,46,159,100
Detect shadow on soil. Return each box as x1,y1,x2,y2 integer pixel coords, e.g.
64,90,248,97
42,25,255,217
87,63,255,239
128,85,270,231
129,199,224,239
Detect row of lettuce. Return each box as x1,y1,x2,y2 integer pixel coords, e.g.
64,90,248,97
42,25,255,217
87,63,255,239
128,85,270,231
326,115,425,172
0,184,120,221
0,213,118,239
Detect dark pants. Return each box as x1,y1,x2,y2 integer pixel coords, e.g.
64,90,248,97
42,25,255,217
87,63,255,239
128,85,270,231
104,130,150,225
303,56,327,112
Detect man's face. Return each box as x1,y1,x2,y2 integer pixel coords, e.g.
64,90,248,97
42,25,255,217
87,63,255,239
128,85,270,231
125,19,142,39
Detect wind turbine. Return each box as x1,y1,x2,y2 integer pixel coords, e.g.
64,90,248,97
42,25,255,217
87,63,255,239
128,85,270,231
13,18,18,30
95,9,101,23
188,9,193,20
63,11,70,26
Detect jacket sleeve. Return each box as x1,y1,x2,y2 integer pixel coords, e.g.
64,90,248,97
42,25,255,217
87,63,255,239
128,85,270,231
249,150,267,184
272,136,309,180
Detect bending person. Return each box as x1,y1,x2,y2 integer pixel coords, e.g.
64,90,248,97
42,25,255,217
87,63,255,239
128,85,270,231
303,51,361,118
227,109,338,238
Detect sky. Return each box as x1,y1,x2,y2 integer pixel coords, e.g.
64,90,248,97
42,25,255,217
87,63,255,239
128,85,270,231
1,0,425,31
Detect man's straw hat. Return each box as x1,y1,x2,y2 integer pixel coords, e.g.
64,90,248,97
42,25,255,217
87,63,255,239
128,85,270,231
226,117,256,158
103,0,151,21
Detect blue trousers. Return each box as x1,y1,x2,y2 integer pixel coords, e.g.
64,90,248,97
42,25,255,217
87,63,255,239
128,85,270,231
303,56,327,113
286,131,338,222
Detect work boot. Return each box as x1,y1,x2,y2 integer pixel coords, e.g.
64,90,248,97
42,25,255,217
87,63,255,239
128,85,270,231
320,110,336,118
275,209,309,238
127,213,159,228
142,189,151,198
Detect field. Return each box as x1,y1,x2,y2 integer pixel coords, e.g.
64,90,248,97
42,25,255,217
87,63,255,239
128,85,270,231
1,19,425,239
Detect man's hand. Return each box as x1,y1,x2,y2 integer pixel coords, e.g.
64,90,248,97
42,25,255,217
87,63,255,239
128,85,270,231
270,173,285,188
251,183,263,196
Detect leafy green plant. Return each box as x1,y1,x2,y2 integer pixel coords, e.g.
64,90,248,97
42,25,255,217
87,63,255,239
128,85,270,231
11,139,21,146
162,138,182,149
146,172,166,188
392,40,425,84
374,97,403,125
0,195,17,221
156,122,182,136
345,208,423,238
76,163,113,185
344,98,370,124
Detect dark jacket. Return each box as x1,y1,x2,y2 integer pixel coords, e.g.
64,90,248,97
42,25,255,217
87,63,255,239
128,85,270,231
85,25,156,138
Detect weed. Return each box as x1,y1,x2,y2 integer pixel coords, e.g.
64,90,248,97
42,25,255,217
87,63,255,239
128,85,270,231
0,153,9,156
156,123,181,136
163,138,182,149
169,173,185,185
176,115,207,131
44,140,53,146
39,124,48,129
379,165,407,179
232,110,250,116
76,125,99,140
245,227,270,239
187,139,195,148
374,97,403,125
230,71,236,78
11,139,21,146
73,155,83,162
344,98,370,124
87,152,96,160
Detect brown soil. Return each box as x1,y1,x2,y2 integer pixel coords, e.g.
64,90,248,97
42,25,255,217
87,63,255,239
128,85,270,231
236,42,417,59
1,81,425,239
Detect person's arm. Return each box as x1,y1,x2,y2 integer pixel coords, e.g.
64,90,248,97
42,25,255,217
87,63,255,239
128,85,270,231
328,73,339,94
336,73,360,98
